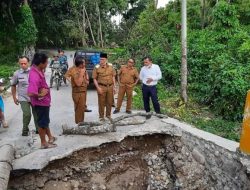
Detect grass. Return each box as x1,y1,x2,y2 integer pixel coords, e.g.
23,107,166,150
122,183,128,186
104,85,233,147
0,64,18,80
132,83,241,142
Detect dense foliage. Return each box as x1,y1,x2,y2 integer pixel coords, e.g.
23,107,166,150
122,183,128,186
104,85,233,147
126,0,250,121
16,4,38,52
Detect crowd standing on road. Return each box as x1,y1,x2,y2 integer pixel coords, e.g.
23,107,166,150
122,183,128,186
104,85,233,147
1,50,162,149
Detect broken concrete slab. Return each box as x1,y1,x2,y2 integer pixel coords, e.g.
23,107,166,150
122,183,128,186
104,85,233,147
0,144,14,190
13,118,180,171
0,144,14,165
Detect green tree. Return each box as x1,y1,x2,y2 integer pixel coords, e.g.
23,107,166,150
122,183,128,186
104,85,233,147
16,3,38,57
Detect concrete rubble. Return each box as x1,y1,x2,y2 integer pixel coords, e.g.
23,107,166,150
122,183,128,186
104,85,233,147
0,144,14,190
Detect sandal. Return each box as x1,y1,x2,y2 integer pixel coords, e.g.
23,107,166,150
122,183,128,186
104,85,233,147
40,143,57,149
48,136,57,144
3,120,8,128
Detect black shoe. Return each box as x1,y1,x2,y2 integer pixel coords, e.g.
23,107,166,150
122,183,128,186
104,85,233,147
126,110,132,114
113,109,120,114
85,109,92,112
146,115,151,120
22,132,29,136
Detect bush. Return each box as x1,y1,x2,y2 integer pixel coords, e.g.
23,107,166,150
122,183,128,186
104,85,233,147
16,4,38,52
127,1,250,121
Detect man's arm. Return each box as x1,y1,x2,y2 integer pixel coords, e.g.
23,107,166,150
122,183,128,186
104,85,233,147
11,86,19,105
85,70,89,85
10,72,19,105
139,67,144,81
92,68,103,94
134,69,139,86
64,69,71,82
152,65,162,81
27,76,45,97
73,69,85,87
93,78,103,94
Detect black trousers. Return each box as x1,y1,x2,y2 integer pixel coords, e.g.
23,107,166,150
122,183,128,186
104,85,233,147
142,84,160,113
34,106,50,128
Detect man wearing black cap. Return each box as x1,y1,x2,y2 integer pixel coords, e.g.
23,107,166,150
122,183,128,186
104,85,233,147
92,53,116,122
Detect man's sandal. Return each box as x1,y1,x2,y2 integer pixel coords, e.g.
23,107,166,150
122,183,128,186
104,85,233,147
3,121,8,128
48,136,57,144
40,143,57,149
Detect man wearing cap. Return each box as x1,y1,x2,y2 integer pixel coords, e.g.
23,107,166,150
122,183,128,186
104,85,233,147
113,58,139,114
92,53,116,122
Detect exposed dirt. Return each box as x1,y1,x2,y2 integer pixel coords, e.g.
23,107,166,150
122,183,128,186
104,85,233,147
9,134,173,190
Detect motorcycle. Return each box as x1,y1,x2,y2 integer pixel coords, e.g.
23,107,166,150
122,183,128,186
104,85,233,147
50,62,64,91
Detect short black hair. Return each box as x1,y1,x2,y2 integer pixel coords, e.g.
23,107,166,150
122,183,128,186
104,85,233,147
32,53,48,66
100,52,108,58
74,56,85,67
58,48,62,53
19,56,30,62
143,56,152,62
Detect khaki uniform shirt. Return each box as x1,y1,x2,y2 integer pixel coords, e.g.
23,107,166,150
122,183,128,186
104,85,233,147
92,64,116,85
65,66,88,92
119,65,139,87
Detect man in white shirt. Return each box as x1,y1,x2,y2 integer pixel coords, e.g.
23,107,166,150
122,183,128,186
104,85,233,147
139,56,162,118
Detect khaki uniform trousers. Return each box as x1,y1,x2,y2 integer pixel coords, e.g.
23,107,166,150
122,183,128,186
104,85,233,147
116,85,133,111
72,91,86,124
98,85,113,118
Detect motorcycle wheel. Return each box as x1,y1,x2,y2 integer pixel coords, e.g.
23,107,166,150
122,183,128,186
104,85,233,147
56,78,59,91
50,77,53,88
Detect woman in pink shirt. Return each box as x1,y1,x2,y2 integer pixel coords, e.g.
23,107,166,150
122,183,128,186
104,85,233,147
28,53,57,149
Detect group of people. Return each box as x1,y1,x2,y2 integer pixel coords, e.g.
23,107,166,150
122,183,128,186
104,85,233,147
1,50,162,149
49,49,68,87
66,52,162,124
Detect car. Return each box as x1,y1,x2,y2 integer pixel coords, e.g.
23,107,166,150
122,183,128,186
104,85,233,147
74,50,101,83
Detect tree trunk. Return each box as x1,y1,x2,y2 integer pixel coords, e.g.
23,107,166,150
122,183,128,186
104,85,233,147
23,0,28,5
201,0,205,29
82,5,87,47
8,0,15,24
155,0,158,8
96,1,103,48
181,0,188,104
23,46,35,61
84,6,96,46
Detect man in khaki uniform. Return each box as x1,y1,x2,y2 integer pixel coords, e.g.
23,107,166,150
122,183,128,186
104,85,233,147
65,56,88,124
92,53,116,121
113,58,139,114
